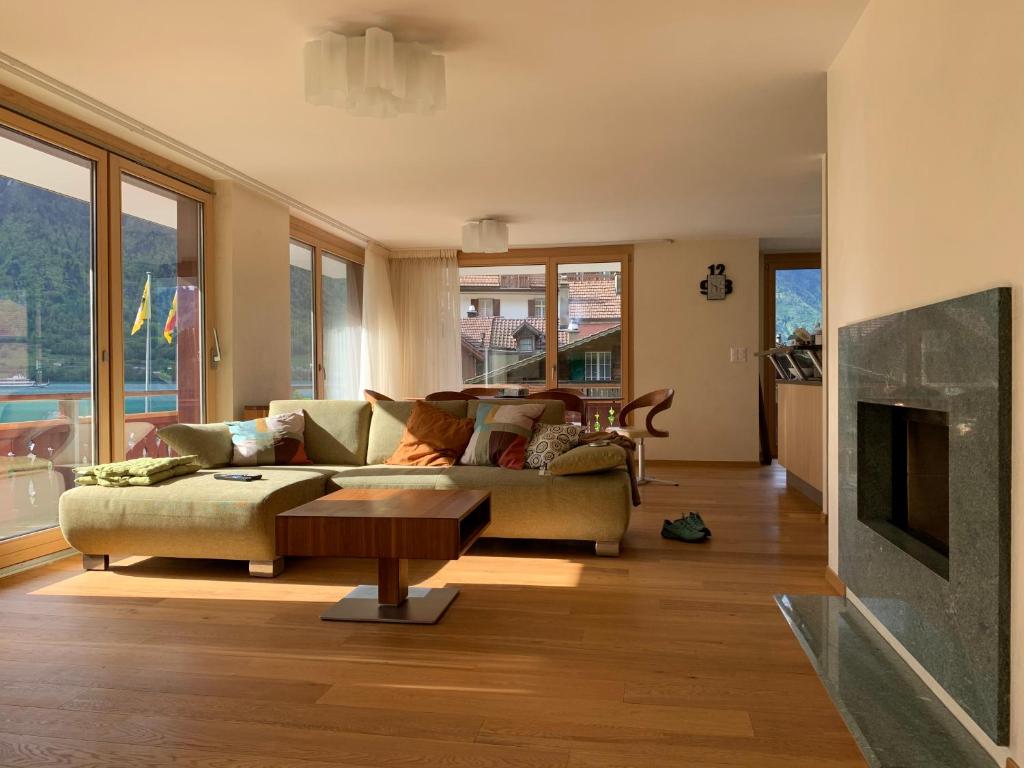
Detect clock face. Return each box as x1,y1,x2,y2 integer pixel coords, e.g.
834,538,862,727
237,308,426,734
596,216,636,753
707,274,727,300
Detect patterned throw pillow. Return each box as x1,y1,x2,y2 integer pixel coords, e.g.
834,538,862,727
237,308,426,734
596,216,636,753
525,424,585,469
226,410,310,466
460,402,547,469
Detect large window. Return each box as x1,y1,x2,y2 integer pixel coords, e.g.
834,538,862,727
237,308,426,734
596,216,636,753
458,249,631,426
0,101,214,565
289,221,364,400
289,240,315,399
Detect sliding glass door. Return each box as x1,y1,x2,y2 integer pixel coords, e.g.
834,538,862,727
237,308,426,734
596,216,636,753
321,252,363,399
114,167,206,459
0,120,103,546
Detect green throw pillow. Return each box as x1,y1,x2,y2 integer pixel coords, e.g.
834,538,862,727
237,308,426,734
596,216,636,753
548,444,626,476
156,423,233,469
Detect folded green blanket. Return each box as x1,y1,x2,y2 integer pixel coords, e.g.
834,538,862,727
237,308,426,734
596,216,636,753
74,455,200,487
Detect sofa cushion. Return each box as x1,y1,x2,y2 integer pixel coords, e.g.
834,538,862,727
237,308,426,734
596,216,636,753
525,423,585,469
468,398,565,425
156,423,233,468
366,400,468,464
331,464,449,490
386,401,475,467
460,402,546,469
58,468,329,561
269,400,371,465
549,444,627,475
227,411,311,466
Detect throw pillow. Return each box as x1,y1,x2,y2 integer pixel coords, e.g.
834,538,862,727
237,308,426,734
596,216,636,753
525,423,585,469
460,402,546,469
386,401,476,467
156,422,233,468
226,410,311,466
548,444,627,476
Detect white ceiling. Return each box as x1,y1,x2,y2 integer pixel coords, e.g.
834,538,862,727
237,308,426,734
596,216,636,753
0,0,866,249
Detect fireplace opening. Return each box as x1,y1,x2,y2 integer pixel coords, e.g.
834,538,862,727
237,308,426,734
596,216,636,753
857,402,950,579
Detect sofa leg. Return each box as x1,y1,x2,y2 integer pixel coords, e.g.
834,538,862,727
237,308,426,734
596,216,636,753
83,554,109,571
249,558,284,578
594,540,620,557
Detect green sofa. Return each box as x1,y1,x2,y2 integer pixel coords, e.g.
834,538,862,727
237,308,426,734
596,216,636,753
58,398,633,576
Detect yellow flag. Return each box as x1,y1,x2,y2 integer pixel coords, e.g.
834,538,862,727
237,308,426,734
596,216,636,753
163,289,177,344
130,275,151,335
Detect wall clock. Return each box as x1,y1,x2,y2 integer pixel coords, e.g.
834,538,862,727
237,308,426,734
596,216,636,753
700,264,733,300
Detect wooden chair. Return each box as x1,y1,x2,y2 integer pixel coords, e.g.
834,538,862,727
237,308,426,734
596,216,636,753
461,387,504,397
363,389,394,406
425,391,478,401
610,388,677,486
527,389,585,425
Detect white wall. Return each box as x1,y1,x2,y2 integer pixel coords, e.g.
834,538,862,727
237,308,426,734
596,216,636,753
633,240,761,462
827,0,1024,759
211,181,291,420
460,292,540,320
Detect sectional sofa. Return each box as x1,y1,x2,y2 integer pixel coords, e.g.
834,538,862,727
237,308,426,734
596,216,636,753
58,398,633,576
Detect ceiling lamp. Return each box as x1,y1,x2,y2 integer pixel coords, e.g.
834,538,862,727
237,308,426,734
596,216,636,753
304,27,446,117
462,220,509,254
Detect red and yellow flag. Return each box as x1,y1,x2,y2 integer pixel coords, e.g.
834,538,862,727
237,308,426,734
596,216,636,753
163,289,177,344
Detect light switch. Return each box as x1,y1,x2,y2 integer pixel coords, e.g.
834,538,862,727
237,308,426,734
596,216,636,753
730,347,749,363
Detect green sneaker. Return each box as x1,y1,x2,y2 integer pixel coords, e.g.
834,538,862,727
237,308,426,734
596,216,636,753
661,517,709,543
685,512,711,537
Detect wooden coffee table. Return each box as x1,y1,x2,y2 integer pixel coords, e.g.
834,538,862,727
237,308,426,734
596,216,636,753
276,488,491,624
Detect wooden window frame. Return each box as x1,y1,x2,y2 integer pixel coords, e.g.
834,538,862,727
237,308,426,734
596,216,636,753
0,87,216,567
288,217,365,398
457,245,633,402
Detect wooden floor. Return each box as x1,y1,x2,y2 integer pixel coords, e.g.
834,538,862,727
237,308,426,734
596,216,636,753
0,463,866,768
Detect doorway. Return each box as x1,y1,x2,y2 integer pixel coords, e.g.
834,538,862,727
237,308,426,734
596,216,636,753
762,253,822,458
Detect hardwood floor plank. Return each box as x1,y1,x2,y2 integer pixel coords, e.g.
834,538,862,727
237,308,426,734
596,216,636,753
0,464,865,768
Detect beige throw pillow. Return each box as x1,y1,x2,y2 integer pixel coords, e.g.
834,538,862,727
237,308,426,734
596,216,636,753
547,444,627,476
156,423,233,468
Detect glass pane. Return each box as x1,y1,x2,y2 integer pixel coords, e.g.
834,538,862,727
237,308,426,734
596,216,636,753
0,125,96,540
120,174,203,459
289,240,315,399
322,253,362,399
556,262,622,430
774,268,822,345
458,265,546,391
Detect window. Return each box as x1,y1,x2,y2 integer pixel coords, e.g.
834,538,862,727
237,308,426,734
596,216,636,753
288,240,315,399
530,297,545,318
289,221,365,399
0,100,214,565
476,298,496,318
518,337,535,353
585,351,612,381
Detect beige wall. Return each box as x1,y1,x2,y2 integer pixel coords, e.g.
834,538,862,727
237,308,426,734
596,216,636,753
211,181,291,420
827,0,1023,760
633,240,760,462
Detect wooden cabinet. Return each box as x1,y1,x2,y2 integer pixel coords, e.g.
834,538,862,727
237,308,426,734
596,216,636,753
777,383,823,496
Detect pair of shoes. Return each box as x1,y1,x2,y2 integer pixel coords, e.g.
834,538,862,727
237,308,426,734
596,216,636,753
661,512,711,543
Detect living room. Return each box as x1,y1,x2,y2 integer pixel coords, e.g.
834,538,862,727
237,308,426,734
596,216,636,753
0,1,1021,767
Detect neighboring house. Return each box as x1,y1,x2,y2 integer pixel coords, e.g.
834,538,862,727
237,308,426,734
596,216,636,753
459,272,622,389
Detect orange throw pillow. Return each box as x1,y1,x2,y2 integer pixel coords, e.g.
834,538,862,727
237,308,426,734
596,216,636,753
385,401,476,467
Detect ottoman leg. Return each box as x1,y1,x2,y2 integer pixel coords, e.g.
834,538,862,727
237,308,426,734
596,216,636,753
83,554,109,571
249,558,284,578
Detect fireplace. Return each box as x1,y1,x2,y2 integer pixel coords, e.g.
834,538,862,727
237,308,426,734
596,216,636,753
838,287,1011,744
857,403,950,578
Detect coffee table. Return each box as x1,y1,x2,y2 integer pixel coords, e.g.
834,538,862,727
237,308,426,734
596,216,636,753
276,488,491,624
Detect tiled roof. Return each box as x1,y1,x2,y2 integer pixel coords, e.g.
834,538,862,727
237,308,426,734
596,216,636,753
460,317,565,351
459,274,546,289
568,279,620,320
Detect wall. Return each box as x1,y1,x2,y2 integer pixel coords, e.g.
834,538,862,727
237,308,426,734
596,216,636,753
211,181,291,420
633,239,760,462
827,0,1024,760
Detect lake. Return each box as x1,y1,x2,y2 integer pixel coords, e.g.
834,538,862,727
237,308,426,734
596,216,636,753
0,382,177,424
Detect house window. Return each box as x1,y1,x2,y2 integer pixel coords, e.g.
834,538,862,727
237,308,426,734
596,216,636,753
518,337,535,353
585,351,612,381
476,298,497,317
530,297,545,318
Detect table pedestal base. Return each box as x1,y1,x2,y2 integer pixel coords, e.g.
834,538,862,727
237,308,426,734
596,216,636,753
320,585,460,624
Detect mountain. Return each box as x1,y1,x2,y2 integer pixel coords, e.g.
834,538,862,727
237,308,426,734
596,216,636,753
774,268,822,342
0,175,179,383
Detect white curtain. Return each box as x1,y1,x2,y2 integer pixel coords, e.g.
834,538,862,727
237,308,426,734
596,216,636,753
322,257,362,399
358,242,401,397
389,249,462,397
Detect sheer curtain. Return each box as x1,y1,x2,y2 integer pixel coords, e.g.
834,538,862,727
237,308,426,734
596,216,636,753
322,255,362,399
389,249,462,397
358,241,400,397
